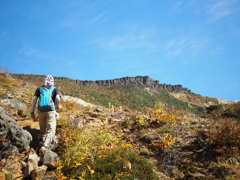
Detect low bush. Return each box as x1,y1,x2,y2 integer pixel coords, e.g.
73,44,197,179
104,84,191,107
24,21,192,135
63,150,158,180
207,118,240,147
223,102,240,120
207,102,240,120
55,123,158,179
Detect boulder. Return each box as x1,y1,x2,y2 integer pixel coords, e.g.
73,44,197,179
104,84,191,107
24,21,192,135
0,106,32,159
8,126,32,150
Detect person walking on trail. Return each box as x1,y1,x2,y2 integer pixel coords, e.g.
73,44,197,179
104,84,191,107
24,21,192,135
31,75,61,154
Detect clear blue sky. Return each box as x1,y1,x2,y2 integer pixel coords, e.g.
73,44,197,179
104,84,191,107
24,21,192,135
0,0,240,101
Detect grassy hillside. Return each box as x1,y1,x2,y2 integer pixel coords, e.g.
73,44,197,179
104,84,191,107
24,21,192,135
12,74,205,113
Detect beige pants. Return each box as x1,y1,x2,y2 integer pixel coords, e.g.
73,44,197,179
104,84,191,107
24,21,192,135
38,111,56,149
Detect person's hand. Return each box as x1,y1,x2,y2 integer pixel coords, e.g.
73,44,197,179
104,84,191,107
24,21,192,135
31,112,37,121
56,105,62,110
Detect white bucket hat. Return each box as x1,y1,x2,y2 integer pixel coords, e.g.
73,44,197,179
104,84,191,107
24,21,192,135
44,75,54,86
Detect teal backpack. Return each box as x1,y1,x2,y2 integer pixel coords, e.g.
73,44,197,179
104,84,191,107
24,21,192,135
38,86,56,111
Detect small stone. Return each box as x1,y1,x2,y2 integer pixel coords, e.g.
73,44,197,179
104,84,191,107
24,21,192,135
24,149,40,177
69,117,86,129
94,106,104,112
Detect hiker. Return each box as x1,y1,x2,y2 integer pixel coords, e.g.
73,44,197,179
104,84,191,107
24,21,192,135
31,75,61,153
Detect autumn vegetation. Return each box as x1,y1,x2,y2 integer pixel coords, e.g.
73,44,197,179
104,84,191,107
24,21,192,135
0,73,240,179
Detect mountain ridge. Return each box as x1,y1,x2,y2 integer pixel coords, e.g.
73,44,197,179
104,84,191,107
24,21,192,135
13,74,191,93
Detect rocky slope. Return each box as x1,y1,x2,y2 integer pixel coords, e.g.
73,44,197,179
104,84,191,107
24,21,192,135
0,73,239,179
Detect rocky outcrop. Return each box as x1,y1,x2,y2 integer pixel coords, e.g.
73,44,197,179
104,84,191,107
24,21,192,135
56,76,191,93
23,148,59,179
62,95,95,108
0,106,32,159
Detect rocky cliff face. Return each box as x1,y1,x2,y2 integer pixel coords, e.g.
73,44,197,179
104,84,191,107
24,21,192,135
56,76,191,93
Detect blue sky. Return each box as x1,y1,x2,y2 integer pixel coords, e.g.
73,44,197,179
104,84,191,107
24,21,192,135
0,0,240,101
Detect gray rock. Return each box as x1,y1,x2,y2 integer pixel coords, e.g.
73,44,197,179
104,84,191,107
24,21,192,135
0,118,9,139
0,98,27,110
0,142,18,159
0,106,16,125
43,150,60,169
0,106,32,159
8,126,32,150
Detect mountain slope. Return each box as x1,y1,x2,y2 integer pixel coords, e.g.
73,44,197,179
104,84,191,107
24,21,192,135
11,74,224,114
0,73,240,179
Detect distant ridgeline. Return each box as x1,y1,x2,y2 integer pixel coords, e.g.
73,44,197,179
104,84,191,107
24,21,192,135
10,74,191,93
56,76,191,94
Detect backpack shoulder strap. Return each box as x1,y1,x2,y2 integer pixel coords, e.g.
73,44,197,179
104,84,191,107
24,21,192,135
39,86,43,93
50,86,55,91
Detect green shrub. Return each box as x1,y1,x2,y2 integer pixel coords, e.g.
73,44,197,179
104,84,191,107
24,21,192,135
5,173,13,180
223,102,240,120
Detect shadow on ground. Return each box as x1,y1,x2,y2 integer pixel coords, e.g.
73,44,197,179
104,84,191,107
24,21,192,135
23,126,41,150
